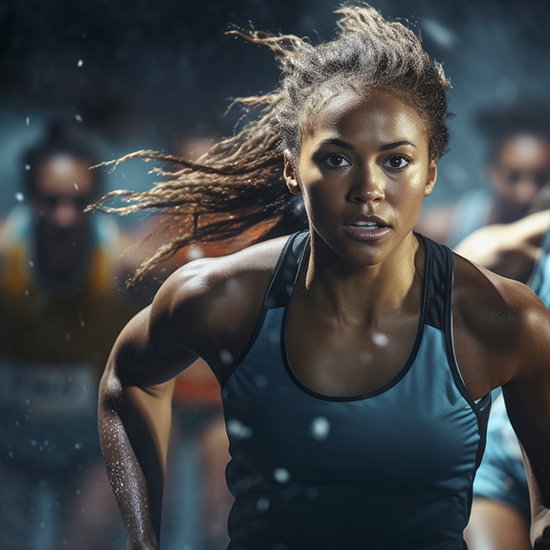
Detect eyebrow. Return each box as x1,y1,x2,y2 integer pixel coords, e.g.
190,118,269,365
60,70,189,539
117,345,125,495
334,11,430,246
379,140,417,151
319,139,354,150
317,139,418,151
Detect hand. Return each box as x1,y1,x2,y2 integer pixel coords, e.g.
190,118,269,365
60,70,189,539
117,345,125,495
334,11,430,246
535,526,550,549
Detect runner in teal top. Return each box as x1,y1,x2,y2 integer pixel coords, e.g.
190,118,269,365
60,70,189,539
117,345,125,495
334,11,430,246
222,231,490,549
93,5,550,549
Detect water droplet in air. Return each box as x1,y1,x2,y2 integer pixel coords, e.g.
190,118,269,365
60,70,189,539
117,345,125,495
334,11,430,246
311,417,330,441
359,351,373,364
226,419,253,439
273,468,291,484
372,331,389,347
219,349,233,366
254,374,268,388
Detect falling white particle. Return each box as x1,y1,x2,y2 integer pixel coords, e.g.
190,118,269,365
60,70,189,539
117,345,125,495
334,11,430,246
74,183,79,190
25,164,31,171
372,331,389,347
359,351,373,364
75,443,82,450
26,117,30,126
77,59,83,67
257,497,270,512
15,192,24,201
226,419,253,439
305,487,319,500
28,261,34,268
219,349,233,366
311,417,330,441
187,245,204,261
254,374,268,388
273,468,291,484
75,114,83,122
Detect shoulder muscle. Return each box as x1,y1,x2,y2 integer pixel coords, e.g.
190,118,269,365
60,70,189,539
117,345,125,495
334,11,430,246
151,236,289,379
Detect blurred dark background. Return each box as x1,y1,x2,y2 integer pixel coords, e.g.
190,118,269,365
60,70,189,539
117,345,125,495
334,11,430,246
1,0,550,218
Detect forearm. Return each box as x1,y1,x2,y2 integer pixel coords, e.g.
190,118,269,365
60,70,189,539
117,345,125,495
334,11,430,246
99,370,173,549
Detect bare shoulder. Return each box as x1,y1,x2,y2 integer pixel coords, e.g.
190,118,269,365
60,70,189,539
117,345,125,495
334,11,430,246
452,253,550,394
152,236,290,376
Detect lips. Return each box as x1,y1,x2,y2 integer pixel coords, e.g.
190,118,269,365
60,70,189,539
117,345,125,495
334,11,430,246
343,215,391,241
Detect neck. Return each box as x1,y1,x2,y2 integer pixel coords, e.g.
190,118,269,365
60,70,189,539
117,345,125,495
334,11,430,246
302,232,422,324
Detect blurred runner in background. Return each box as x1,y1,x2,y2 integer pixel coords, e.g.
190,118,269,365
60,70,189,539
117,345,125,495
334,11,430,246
417,100,550,246
0,120,140,550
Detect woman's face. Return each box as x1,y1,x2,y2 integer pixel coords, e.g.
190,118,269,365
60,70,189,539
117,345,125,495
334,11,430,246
284,88,437,268
489,134,550,215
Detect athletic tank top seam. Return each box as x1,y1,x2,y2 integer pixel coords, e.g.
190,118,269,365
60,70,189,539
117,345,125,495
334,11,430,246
220,233,298,388
279,232,431,402
434,240,491,473
421,235,491,413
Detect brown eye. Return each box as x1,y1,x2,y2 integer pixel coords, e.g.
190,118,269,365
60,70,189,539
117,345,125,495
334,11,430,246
383,155,410,169
323,154,350,168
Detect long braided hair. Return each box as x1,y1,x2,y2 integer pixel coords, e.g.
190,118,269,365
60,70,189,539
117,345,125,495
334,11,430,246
89,3,451,283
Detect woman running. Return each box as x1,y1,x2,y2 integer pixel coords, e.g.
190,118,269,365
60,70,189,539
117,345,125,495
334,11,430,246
95,4,550,549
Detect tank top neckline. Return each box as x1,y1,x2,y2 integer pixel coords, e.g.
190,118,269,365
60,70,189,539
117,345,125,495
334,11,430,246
280,232,432,402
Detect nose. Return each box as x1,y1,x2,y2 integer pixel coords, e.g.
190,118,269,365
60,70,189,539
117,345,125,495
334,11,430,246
348,167,385,203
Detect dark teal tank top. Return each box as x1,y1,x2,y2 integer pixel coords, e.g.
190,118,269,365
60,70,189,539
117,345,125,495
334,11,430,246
221,232,491,550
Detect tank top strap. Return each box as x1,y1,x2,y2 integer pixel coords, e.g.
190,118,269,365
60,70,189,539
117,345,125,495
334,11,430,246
264,231,310,311
418,233,454,334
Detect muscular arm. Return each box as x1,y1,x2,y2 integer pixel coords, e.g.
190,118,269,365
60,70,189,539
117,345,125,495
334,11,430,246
502,304,550,547
98,239,284,549
453,257,550,547
485,282,550,547
99,298,199,549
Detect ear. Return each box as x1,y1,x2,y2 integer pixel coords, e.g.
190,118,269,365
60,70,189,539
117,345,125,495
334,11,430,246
424,160,437,197
284,154,302,195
